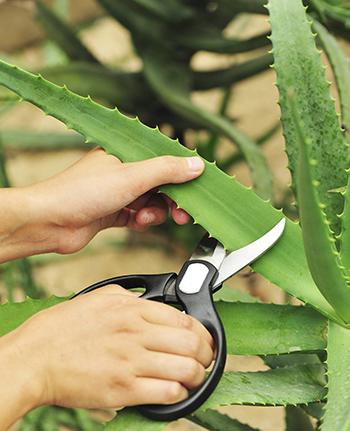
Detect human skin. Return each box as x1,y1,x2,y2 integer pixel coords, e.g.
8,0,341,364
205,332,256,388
0,149,214,430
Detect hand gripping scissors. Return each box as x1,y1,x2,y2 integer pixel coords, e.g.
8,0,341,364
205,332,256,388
73,218,286,421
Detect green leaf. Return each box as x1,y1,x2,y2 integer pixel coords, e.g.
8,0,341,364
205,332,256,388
105,408,168,431
39,63,149,111
107,366,326,429
177,29,271,54
313,20,350,140
130,0,193,23
288,90,350,323
214,285,259,303
285,406,315,431
312,20,350,269
200,365,326,409
0,130,89,151
190,409,260,431
268,0,349,235
140,48,272,199
0,296,67,336
321,321,350,431
35,0,99,64
217,302,326,355
193,53,273,91
0,58,342,324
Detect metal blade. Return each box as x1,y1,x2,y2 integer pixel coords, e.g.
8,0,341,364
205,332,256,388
190,233,226,269
214,218,286,287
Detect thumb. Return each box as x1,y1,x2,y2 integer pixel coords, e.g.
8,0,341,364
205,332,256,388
122,155,205,198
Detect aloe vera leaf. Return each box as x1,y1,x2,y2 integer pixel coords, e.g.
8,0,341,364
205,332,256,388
286,406,315,431
0,296,66,337
219,121,280,171
105,408,167,431
214,285,259,303
107,365,326,429
141,50,272,200
227,0,267,15
35,0,99,64
194,53,273,91
217,302,326,355
0,59,342,324
190,409,260,431
288,89,350,323
0,293,326,356
321,321,350,431
201,364,326,409
0,130,89,151
178,30,271,54
130,0,193,23
313,21,350,268
39,63,149,110
97,0,164,42
313,21,350,139
268,0,349,236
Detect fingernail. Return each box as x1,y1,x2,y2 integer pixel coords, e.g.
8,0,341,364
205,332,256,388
143,212,155,224
187,156,204,172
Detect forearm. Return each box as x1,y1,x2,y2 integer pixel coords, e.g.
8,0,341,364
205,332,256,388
0,329,42,430
0,188,56,263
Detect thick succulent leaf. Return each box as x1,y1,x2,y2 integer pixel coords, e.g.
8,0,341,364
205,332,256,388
0,296,66,336
190,409,260,431
97,0,164,42
321,321,350,431
313,21,350,269
286,406,315,431
194,53,273,90
105,409,167,431
228,0,267,15
39,63,148,111
0,59,343,324
289,91,350,323
313,21,350,140
201,364,326,409
217,302,326,355
0,130,89,151
130,0,193,23
268,0,349,235
140,49,272,199
177,29,271,54
107,365,326,429
35,0,99,64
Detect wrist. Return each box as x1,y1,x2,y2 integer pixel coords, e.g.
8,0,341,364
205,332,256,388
0,328,45,428
0,187,58,262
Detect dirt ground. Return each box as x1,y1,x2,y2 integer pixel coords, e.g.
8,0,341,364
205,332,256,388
0,2,306,430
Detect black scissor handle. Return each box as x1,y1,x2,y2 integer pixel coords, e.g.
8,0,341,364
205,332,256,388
72,272,177,301
139,260,227,421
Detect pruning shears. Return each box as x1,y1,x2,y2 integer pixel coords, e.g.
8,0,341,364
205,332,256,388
73,218,286,421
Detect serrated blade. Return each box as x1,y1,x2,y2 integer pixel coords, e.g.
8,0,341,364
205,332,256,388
214,218,286,288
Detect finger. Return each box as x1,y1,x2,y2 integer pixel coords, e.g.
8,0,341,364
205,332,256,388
143,324,214,367
84,284,135,296
171,206,190,225
135,195,168,226
139,301,213,347
121,156,205,203
136,351,205,390
127,378,188,406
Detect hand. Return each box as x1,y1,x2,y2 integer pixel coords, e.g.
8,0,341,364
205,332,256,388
0,149,205,262
27,148,205,254
9,286,214,414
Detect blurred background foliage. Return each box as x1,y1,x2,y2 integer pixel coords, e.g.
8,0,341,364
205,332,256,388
1,0,350,429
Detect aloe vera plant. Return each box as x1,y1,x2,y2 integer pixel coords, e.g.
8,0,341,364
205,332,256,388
3,0,350,429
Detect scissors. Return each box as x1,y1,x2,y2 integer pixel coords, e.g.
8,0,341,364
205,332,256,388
73,218,286,421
